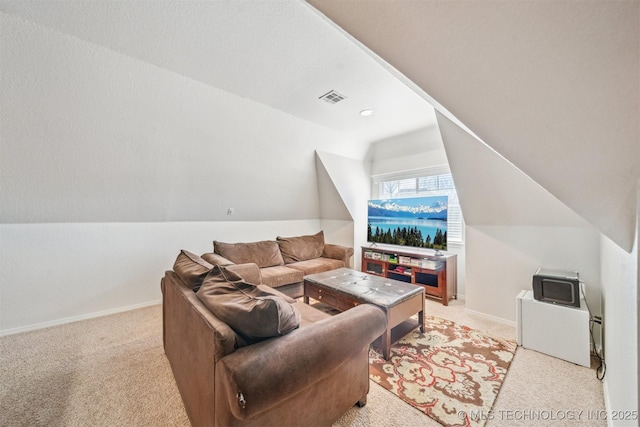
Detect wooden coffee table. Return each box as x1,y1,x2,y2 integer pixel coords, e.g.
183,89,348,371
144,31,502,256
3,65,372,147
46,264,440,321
303,268,425,359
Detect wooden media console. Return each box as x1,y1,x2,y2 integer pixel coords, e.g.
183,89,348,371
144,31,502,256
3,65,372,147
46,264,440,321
361,245,457,305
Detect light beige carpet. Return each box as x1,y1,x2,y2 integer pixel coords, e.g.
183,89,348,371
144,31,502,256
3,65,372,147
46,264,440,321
0,301,606,426
0,305,190,427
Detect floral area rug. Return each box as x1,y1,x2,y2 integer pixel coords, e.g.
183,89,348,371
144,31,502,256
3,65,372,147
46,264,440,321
369,316,517,427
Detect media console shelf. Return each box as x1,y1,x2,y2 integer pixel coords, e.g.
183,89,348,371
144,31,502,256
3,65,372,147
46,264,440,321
361,245,457,306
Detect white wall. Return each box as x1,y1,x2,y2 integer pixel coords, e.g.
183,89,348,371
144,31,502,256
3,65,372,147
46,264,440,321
466,226,601,322
368,123,444,177
316,151,370,269
0,12,369,224
0,220,327,334
437,111,603,320
319,219,355,253
599,213,638,425
0,12,366,334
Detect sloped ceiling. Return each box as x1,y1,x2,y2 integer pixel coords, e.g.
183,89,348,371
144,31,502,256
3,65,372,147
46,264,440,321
437,111,592,227
307,0,640,251
0,0,437,224
0,0,435,143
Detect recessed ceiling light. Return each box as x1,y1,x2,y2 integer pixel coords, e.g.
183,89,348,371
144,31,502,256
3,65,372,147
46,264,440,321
360,109,373,117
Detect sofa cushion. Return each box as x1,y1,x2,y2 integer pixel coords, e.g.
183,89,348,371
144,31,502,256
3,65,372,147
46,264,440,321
286,257,345,276
214,240,284,268
201,252,234,266
295,301,331,327
260,265,305,288
173,250,213,291
276,231,325,264
196,265,300,344
223,263,263,287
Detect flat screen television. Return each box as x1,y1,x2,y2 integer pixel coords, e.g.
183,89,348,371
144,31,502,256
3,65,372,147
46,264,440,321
367,196,448,251
532,268,581,308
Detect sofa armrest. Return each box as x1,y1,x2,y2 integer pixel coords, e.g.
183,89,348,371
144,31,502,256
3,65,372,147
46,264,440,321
223,262,262,285
162,271,239,427
202,252,235,266
322,243,354,267
215,303,386,420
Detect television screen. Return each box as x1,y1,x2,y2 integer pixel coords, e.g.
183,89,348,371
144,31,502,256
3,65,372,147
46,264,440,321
367,196,448,250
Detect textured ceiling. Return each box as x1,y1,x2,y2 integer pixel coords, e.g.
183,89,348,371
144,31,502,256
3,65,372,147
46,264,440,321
0,0,436,143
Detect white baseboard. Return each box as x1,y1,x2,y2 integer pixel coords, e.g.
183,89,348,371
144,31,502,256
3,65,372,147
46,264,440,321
464,307,517,328
0,300,162,337
603,378,612,427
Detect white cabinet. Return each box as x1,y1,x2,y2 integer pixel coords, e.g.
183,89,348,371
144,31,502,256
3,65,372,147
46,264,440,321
516,290,591,367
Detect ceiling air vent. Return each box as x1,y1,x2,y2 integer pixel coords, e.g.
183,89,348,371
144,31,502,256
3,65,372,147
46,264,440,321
319,90,347,104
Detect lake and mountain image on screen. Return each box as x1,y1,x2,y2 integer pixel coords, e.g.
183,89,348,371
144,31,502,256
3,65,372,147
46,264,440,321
367,196,448,250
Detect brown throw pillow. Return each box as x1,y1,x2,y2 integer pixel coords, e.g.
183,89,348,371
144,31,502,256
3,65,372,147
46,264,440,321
196,265,300,344
213,240,285,268
255,284,296,304
276,231,325,264
173,250,213,291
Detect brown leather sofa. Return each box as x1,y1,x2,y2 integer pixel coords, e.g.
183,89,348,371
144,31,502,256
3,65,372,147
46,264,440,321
162,260,387,427
202,231,354,298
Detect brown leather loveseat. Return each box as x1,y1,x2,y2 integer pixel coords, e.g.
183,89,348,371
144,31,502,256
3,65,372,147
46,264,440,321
161,253,386,427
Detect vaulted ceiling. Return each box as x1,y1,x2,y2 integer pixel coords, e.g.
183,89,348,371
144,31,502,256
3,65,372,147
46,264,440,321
2,0,638,251
0,0,436,143
308,0,640,251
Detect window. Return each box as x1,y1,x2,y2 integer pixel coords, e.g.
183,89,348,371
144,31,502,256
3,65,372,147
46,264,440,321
372,168,464,243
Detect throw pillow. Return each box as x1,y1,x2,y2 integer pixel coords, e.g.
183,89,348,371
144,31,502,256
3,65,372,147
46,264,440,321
196,265,301,344
173,250,213,291
213,240,285,268
276,230,325,264
255,283,297,304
